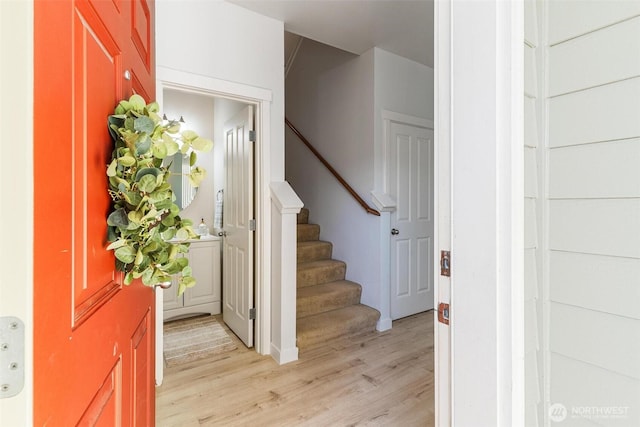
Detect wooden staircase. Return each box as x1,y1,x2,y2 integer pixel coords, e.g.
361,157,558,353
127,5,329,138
296,208,380,349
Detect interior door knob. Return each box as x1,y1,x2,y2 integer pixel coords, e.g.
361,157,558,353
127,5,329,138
218,231,227,237
391,228,399,235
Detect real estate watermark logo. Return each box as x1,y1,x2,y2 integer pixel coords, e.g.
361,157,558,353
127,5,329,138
549,403,567,423
549,402,630,423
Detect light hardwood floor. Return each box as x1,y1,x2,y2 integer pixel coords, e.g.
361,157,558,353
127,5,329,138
156,311,435,426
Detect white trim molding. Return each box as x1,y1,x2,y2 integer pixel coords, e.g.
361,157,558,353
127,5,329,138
0,1,34,424
269,181,303,363
442,1,525,426
156,67,274,359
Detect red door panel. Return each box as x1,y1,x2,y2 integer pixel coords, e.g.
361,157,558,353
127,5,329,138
34,0,156,424
73,1,123,326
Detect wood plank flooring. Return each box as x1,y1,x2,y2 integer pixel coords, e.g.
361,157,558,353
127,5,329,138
156,310,435,426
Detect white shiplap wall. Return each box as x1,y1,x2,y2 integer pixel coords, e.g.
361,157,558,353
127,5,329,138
546,2,640,426
524,0,543,425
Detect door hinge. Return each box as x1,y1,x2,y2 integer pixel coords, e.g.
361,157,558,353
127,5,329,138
249,219,256,231
249,308,256,320
438,303,450,325
0,317,25,399
440,250,451,277
249,130,256,142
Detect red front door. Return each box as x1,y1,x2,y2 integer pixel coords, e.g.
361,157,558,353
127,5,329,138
33,0,155,424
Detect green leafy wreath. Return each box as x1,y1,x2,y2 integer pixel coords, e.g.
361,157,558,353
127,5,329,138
105,94,213,296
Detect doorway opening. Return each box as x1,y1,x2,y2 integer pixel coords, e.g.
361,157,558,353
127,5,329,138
155,67,273,385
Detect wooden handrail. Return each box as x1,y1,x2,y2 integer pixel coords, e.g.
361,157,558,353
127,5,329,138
285,118,380,216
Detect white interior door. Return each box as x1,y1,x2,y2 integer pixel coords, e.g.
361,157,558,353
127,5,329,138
222,105,255,347
389,121,435,319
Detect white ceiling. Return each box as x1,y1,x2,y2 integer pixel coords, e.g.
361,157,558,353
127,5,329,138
228,0,434,67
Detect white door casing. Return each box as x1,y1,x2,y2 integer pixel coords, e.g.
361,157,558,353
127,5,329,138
434,0,452,424
388,121,435,319
223,105,255,348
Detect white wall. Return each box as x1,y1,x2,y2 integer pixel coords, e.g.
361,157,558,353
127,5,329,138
373,48,434,190
286,40,433,314
544,2,640,425
0,1,33,424
523,0,543,425
156,0,285,182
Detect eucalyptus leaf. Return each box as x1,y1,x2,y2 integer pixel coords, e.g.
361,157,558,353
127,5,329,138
134,249,144,266
163,134,179,156
178,282,187,296
163,260,182,275
135,134,151,155
191,136,213,152
166,123,180,134
127,210,143,224
116,100,131,114
106,239,127,250
134,116,155,134
129,94,146,112
122,191,142,207
124,272,133,285
114,246,136,264
181,276,196,288
107,159,117,177
141,266,154,284
181,130,198,142
138,174,158,193
188,166,207,187
141,208,159,223
161,216,176,227
107,208,129,228
124,117,135,131
107,225,118,242
152,141,168,159
117,152,136,167
175,228,189,241
154,249,169,266
141,240,160,254
147,102,160,113
181,265,192,277
135,167,161,181
162,228,176,241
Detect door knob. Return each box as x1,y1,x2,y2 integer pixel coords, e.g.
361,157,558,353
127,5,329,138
218,231,227,237
391,228,399,235
155,281,171,290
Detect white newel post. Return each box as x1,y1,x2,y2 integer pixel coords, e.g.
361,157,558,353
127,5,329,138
270,181,303,364
371,191,397,331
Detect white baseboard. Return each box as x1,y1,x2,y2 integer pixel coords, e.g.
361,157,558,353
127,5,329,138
377,317,392,331
270,343,298,365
